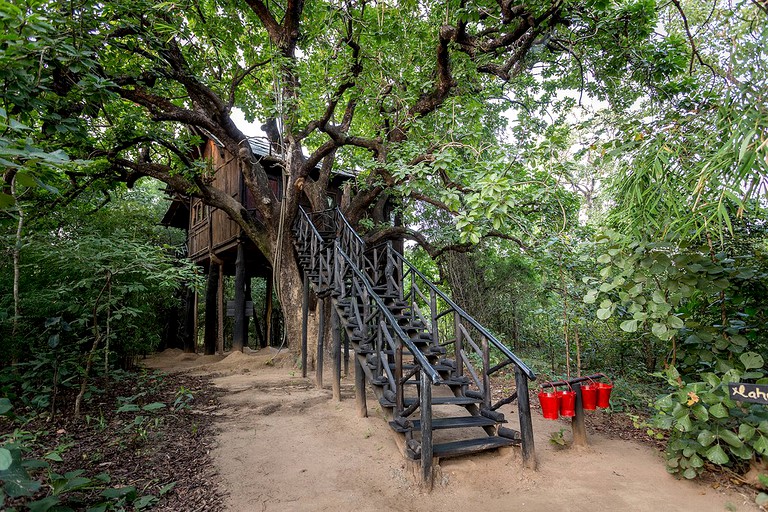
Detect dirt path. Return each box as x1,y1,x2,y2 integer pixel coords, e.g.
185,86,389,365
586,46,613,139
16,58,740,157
144,349,760,512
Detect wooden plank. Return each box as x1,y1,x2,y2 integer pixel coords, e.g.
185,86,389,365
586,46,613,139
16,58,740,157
432,436,515,459
420,369,433,490
389,416,497,432
379,395,482,408
355,355,367,418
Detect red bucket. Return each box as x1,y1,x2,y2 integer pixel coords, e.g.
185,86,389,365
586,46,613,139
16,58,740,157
596,382,613,408
538,391,560,420
581,384,598,410
560,390,576,417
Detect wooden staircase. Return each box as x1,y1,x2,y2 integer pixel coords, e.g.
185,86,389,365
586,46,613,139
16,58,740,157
294,207,537,486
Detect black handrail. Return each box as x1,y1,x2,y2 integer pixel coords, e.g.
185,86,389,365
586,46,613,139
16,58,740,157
392,251,537,381
335,243,443,385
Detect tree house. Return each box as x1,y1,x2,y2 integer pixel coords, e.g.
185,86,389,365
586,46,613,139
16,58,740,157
162,136,351,353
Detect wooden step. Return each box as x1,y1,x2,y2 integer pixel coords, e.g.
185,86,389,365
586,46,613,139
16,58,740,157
432,436,516,459
389,415,497,433
379,395,482,408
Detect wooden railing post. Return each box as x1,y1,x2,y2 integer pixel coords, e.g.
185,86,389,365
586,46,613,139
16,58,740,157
515,365,536,470
430,288,438,345
455,313,463,381
355,355,367,418
395,337,404,416
331,306,341,401
482,335,491,409
301,274,309,378
420,369,433,489
316,297,325,389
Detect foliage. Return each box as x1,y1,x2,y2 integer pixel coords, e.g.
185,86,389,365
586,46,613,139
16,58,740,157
654,366,768,480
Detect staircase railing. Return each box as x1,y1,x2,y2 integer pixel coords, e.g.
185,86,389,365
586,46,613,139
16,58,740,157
296,206,537,470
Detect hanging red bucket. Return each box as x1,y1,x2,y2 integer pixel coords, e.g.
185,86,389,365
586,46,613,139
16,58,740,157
538,389,560,420
560,391,576,417
559,383,576,417
596,379,613,409
581,383,598,410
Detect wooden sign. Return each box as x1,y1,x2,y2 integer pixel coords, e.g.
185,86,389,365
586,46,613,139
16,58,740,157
728,383,768,405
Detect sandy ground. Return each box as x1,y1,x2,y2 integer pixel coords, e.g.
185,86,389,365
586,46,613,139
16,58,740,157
144,349,761,512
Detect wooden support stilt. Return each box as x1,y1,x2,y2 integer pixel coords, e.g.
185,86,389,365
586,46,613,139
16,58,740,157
571,382,588,447
244,277,251,348
301,275,309,378
316,297,325,389
216,262,224,354
204,261,219,356
515,365,536,470
264,276,274,347
343,328,349,377
420,369,434,490
183,284,196,353
192,285,199,353
331,306,341,401
232,241,246,352
354,356,367,417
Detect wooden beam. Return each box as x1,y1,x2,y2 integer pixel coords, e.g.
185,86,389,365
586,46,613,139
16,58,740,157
301,274,309,378
355,355,367,417
264,276,273,347
420,369,434,490
244,277,251,348
316,297,325,389
217,261,224,354
515,365,536,470
331,306,341,401
203,261,219,355
232,241,246,352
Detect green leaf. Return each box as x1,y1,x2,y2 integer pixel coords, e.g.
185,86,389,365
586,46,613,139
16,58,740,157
667,315,684,329
596,308,612,320
0,398,12,416
682,467,698,479
676,414,692,432
705,444,729,465
134,494,158,509
27,496,60,512
739,352,764,370
717,429,743,448
691,404,708,421
620,319,638,332
101,486,137,499
142,402,166,411
754,435,768,455
116,404,140,413
709,403,729,419
738,423,755,441
651,322,668,338
756,493,768,507
0,448,12,471
697,430,715,447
